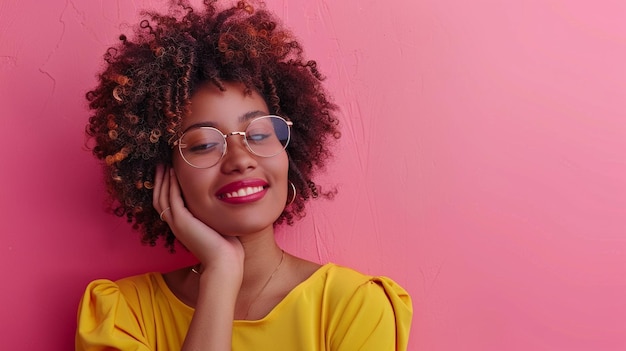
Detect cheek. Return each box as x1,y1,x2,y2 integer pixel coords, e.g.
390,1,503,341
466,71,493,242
274,153,290,197
273,152,289,178
172,156,207,206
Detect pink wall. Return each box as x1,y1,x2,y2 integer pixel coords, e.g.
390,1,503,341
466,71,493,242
1,0,624,350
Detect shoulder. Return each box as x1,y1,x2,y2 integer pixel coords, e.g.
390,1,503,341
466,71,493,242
115,272,161,296
85,272,160,295
322,263,372,283
318,264,374,297
80,273,162,312
76,273,161,350
316,264,413,350
319,264,411,307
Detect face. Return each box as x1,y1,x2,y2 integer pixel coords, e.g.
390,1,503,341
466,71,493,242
172,81,289,237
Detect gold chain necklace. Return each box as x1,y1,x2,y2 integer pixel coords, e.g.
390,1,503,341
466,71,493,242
243,249,285,319
191,249,286,320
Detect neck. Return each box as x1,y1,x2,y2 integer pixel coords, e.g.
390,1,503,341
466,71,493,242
235,234,286,320
239,235,284,287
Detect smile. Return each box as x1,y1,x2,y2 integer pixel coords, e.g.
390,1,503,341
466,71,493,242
222,186,265,199
216,179,270,204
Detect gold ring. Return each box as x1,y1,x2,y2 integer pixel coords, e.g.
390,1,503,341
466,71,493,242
159,207,171,221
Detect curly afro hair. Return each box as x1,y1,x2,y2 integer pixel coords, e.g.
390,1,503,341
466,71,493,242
86,0,340,251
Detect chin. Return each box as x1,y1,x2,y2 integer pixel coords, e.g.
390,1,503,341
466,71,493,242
214,221,276,237
200,209,283,237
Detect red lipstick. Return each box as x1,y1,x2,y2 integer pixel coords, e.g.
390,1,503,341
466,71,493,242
216,178,269,204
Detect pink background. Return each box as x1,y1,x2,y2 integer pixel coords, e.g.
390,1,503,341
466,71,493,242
1,0,625,350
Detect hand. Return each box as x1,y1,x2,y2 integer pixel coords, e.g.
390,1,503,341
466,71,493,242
153,165,244,278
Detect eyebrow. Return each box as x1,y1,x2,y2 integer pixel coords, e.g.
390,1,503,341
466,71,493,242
181,110,268,134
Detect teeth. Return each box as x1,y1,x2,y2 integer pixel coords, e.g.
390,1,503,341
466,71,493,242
224,186,264,198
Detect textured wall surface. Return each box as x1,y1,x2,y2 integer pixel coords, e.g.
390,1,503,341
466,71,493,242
1,0,625,350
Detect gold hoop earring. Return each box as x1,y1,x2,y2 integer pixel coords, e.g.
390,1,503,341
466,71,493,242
286,181,296,207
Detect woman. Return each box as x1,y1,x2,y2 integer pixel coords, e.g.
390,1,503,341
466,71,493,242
76,1,412,350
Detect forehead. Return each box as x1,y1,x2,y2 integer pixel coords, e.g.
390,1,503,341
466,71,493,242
183,82,270,130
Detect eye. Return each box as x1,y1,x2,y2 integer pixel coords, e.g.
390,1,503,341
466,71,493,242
181,128,224,154
246,121,276,143
189,142,220,153
247,132,272,143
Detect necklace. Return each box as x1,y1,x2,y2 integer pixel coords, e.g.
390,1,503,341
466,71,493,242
244,249,285,319
190,249,286,320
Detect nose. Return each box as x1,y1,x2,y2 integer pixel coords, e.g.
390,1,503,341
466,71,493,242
220,133,257,173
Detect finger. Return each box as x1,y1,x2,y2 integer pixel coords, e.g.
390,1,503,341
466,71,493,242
154,167,173,223
152,164,164,211
168,168,185,219
158,166,172,221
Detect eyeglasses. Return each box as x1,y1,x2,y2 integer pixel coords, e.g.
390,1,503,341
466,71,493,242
174,115,293,169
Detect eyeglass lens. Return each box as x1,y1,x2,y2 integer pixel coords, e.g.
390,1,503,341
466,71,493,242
178,115,291,168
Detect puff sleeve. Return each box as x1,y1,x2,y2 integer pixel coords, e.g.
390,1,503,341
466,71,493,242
75,279,151,351
328,276,413,351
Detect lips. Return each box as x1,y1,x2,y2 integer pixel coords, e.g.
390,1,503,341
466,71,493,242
216,178,269,204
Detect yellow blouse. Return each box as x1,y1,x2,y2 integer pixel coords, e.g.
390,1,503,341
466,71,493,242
76,263,412,351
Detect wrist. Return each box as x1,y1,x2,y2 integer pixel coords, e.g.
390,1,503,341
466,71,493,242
197,264,243,288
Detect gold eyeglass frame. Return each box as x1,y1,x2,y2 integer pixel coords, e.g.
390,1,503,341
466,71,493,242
173,115,293,169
